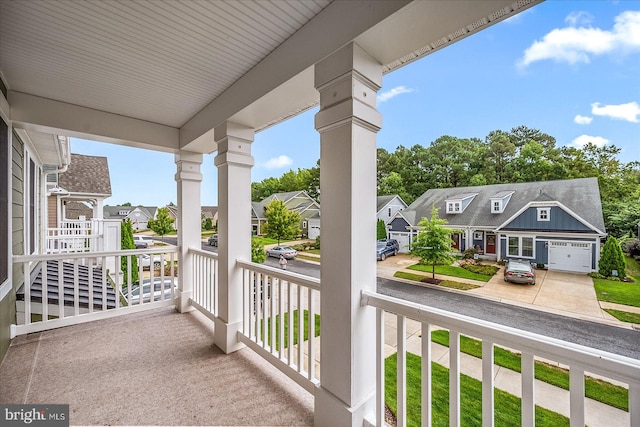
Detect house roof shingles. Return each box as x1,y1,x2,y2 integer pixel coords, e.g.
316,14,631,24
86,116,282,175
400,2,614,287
59,153,111,195
403,178,605,233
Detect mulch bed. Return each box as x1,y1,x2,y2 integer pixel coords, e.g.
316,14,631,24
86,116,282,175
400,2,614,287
420,277,443,285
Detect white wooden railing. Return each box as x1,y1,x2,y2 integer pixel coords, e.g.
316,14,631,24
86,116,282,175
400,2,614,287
362,290,640,427
12,247,178,336
46,220,97,254
237,260,321,393
188,248,218,320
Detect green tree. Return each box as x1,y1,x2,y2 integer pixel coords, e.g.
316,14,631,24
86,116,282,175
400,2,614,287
251,239,266,264
377,219,387,240
202,217,213,231
409,207,454,278
599,237,626,279
263,199,301,244
147,207,174,241
120,219,138,286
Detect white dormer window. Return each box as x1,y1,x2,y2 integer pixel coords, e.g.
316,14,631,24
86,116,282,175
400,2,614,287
537,208,550,221
447,201,461,213
492,200,501,213
119,210,130,216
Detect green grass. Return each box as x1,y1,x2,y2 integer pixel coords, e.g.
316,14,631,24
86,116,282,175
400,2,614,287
594,255,640,307
385,352,569,426
604,308,640,324
260,309,320,351
306,249,321,255
408,264,493,282
296,253,320,262
431,330,629,411
394,271,480,290
252,236,279,246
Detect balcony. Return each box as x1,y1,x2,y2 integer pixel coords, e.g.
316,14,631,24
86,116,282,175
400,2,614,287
3,248,640,426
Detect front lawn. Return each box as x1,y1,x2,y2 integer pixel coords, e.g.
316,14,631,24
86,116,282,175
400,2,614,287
394,271,480,290
252,236,279,246
408,264,494,282
385,352,569,426
593,278,640,308
604,308,640,324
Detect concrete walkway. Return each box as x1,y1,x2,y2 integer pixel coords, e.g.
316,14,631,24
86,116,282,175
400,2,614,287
383,313,629,427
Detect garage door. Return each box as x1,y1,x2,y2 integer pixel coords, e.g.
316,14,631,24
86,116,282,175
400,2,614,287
548,241,592,273
390,232,411,253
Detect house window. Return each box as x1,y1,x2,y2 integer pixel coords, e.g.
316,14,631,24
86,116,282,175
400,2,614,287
537,208,550,221
302,221,307,228
508,236,534,258
473,231,483,240
388,207,392,217
447,202,461,213
492,200,501,213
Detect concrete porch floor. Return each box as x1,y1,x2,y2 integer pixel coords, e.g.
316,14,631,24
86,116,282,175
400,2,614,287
0,307,314,426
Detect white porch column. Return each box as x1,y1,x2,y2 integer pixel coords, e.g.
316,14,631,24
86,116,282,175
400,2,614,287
214,121,254,354
175,151,203,313
314,43,382,426
93,199,104,220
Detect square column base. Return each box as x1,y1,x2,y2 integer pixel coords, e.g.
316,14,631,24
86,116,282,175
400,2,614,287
314,385,376,427
213,318,245,354
176,290,194,313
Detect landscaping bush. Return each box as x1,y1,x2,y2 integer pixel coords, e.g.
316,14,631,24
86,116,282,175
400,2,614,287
622,239,640,257
599,236,626,279
462,247,477,259
461,263,499,276
314,235,320,250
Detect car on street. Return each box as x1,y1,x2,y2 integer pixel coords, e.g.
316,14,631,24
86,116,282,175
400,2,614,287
133,235,153,249
377,239,399,261
124,277,177,304
137,253,168,270
208,234,218,246
503,259,536,285
266,245,297,260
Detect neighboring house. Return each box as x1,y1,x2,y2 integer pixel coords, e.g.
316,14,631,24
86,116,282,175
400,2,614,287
377,195,407,227
47,153,112,227
104,205,158,230
201,205,219,228
166,205,179,230
251,191,321,239
389,178,606,273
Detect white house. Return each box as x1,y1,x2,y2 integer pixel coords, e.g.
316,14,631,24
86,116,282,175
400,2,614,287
377,195,407,226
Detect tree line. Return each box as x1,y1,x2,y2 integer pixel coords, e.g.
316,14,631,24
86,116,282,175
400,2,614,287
251,126,640,238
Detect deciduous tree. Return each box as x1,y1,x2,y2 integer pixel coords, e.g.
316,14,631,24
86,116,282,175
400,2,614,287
148,207,174,241
409,207,454,278
263,199,301,244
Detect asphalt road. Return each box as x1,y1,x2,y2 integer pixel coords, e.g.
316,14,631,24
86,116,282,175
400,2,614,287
151,237,638,359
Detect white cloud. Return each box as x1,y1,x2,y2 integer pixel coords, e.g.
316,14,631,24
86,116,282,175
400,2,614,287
565,11,593,27
574,114,593,125
377,86,413,103
262,155,292,169
591,101,640,123
518,10,640,67
571,134,609,149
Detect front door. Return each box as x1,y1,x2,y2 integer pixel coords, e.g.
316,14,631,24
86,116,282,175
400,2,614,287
486,233,496,254
451,233,460,250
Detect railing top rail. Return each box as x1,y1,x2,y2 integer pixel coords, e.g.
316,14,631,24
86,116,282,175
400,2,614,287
187,247,219,259
362,290,640,384
236,259,321,291
13,246,178,262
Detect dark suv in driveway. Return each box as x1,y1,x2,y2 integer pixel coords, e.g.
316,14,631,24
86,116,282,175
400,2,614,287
377,239,399,261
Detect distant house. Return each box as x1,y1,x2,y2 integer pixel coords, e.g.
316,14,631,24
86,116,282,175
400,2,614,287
201,206,219,228
389,178,606,273
47,153,112,227
166,205,179,230
104,205,157,230
251,191,320,239
377,195,407,227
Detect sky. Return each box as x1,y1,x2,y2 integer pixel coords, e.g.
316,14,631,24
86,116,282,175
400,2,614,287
71,0,640,208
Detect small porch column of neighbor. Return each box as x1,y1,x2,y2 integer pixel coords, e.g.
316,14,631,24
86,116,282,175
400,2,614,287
214,122,254,353
314,43,382,426
175,151,203,313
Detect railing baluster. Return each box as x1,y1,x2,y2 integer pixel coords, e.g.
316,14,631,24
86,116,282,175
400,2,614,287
397,314,407,427
376,308,385,427
521,352,535,427
569,367,585,427
482,339,495,427
73,260,80,316
288,281,294,368
270,275,276,354
88,259,94,313
24,261,31,325
41,260,47,322
307,288,314,381
278,279,285,360
58,259,65,319
422,322,432,427
297,285,303,374
449,330,460,427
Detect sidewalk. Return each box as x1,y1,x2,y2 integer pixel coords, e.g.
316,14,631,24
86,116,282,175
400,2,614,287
383,314,629,426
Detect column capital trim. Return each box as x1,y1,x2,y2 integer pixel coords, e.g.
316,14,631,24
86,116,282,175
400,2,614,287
315,98,382,133
315,43,382,91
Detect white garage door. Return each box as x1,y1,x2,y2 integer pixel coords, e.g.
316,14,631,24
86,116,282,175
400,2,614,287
548,241,592,273
390,232,411,253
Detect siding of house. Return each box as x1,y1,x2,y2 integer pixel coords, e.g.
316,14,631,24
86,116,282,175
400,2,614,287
389,217,409,232
502,206,592,232
48,195,57,227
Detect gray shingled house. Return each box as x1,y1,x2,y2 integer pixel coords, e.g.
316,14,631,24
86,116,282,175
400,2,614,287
251,191,320,238
389,177,606,273
103,205,158,230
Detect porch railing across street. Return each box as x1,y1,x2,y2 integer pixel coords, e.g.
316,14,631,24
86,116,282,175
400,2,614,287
12,247,178,336
361,290,640,427
188,248,218,320
237,260,321,393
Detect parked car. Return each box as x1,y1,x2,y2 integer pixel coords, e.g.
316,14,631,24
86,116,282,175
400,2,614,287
137,253,167,270
124,277,177,304
266,245,297,259
133,235,153,249
208,234,218,246
377,239,399,261
504,259,536,285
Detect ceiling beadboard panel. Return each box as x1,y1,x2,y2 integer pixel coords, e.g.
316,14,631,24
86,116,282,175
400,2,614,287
0,0,331,128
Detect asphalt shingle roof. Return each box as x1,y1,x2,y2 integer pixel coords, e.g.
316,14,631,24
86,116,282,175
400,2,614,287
59,154,111,195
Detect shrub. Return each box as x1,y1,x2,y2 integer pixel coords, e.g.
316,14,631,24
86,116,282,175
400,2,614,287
599,237,626,279
461,263,499,276
622,239,640,257
314,236,320,250
462,248,477,260
458,259,478,267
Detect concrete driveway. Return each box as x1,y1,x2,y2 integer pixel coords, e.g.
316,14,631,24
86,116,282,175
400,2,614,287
468,267,612,321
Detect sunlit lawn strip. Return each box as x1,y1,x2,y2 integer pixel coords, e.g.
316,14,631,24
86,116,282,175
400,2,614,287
593,278,640,308
431,329,628,411
604,308,640,324
385,352,569,427
408,264,493,282
394,271,480,290
260,309,321,351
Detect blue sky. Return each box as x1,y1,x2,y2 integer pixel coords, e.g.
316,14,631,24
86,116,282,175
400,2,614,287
71,0,640,207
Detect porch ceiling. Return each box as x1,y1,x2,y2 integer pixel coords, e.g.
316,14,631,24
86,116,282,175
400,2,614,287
0,0,542,154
